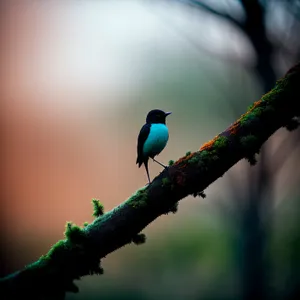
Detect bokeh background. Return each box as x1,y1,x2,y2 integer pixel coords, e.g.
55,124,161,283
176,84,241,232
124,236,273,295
1,0,300,299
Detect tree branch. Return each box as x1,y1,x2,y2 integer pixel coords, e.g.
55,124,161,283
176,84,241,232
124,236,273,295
1,62,300,300
178,0,244,29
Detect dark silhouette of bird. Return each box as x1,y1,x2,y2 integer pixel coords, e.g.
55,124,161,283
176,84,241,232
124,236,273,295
136,109,172,184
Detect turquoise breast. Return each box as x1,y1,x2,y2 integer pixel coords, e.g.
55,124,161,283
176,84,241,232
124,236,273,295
143,124,169,157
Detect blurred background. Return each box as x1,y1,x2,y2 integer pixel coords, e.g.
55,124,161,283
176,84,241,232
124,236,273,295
1,0,300,299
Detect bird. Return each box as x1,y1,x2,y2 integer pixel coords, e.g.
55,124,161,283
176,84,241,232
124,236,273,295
136,109,172,184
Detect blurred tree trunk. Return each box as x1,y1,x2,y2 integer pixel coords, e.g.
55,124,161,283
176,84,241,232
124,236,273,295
238,3,272,299
240,0,275,91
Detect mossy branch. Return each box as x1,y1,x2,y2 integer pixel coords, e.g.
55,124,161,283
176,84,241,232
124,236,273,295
1,63,300,299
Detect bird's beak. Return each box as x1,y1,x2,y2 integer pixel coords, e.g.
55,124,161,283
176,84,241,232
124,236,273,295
165,112,172,116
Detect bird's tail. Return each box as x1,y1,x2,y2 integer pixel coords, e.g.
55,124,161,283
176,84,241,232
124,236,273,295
144,158,151,184
136,156,143,167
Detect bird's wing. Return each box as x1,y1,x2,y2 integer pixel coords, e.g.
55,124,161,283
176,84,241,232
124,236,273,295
136,123,151,167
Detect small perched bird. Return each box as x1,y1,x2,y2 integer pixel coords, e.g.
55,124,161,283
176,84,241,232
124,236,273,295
136,109,172,184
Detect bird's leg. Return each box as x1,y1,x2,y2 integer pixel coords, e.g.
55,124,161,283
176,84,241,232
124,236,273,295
144,159,151,185
146,173,151,185
152,158,167,169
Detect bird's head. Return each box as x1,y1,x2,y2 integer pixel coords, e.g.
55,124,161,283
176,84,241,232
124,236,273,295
146,109,172,124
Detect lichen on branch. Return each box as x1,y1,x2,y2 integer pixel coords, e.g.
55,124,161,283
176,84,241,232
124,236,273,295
1,62,300,300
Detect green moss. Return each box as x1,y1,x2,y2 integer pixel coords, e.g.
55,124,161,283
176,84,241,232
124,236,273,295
240,112,257,126
262,78,287,104
46,240,67,260
247,103,255,111
65,222,86,244
185,151,191,156
39,254,50,262
200,150,210,160
162,177,170,187
198,148,220,166
83,222,89,227
132,233,146,245
214,136,228,149
128,186,148,208
25,255,50,270
197,150,212,169
188,155,199,165
252,106,265,117
168,160,175,166
92,199,104,217
243,78,287,126
240,135,258,148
